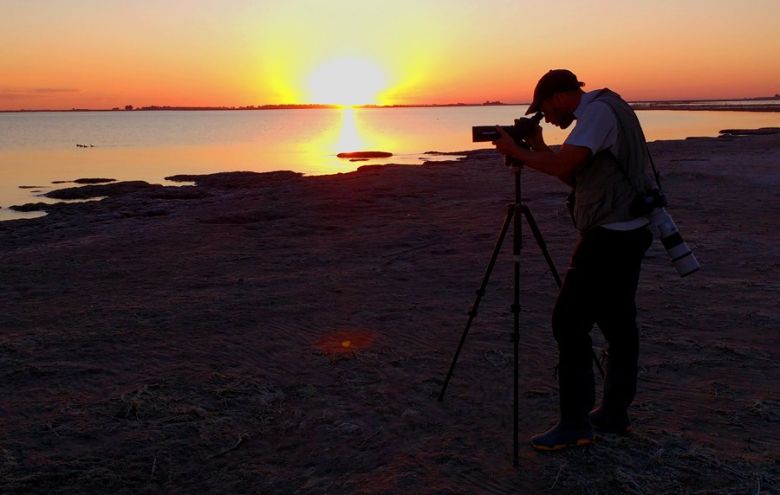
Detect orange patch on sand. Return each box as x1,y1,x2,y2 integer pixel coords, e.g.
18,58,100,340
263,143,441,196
314,329,377,354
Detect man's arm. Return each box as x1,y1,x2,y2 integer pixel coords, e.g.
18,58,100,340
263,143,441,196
493,128,591,186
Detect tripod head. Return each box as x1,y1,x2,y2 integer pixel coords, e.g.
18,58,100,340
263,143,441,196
504,143,529,169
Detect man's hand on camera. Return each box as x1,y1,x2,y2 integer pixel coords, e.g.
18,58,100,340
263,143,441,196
492,126,523,159
523,124,547,151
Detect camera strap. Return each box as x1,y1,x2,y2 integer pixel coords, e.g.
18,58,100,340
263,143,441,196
645,147,663,191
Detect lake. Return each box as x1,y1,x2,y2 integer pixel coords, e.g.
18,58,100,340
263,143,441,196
1,105,779,220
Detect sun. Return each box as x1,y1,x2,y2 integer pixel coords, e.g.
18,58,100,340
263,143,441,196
307,57,389,106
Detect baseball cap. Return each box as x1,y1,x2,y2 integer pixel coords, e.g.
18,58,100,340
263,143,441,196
526,69,585,115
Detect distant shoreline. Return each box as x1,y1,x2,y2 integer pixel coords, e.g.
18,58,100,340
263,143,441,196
1,103,501,113
631,102,780,112
2,96,779,113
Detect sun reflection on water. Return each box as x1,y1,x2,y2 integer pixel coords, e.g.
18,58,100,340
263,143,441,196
333,107,365,153
331,107,397,155
302,107,399,174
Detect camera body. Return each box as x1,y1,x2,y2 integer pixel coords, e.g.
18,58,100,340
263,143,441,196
472,123,525,143
633,189,699,277
472,112,543,143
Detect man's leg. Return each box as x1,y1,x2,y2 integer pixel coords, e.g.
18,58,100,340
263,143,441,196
553,266,597,428
593,300,639,433
531,235,599,450
592,227,652,432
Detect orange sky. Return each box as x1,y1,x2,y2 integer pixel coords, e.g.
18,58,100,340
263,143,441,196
1,0,779,110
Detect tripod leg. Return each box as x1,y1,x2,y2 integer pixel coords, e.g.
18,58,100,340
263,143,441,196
520,205,606,379
513,255,520,466
520,204,562,286
438,204,515,402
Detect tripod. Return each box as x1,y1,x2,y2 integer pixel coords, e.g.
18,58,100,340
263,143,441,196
437,156,604,467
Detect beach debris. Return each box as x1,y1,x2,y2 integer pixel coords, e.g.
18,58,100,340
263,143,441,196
334,422,362,434
149,456,158,484
550,461,568,489
313,329,377,363
207,433,248,459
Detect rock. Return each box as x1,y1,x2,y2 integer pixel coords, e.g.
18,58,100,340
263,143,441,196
165,171,302,189
9,202,52,212
144,187,210,200
45,181,157,200
337,151,393,159
74,178,116,184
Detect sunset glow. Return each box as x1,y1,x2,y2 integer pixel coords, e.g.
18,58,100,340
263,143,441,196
307,58,390,106
1,1,779,110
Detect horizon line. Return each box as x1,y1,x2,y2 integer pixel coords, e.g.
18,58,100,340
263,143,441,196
1,95,779,113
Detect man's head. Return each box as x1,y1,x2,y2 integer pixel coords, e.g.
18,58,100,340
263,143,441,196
526,69,585,129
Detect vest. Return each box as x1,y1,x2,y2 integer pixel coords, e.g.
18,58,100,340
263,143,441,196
571,89,655,232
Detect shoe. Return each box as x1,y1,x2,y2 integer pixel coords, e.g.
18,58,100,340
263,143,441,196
530,422,593,451
589,407,631,435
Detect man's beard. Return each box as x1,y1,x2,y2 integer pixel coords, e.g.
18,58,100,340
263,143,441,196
558,114,575,129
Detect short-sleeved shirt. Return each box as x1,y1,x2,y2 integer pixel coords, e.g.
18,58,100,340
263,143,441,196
565,90,619,156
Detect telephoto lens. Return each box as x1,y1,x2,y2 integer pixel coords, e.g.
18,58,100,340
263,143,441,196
648,208,700,277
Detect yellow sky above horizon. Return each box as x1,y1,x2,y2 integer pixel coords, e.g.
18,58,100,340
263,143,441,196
1,0,778,110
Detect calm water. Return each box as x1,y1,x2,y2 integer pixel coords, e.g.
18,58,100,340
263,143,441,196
1,106,779,220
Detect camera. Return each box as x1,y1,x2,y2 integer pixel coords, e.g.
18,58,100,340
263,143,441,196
633,189,700,277
472,112,543,143
648,207,700,277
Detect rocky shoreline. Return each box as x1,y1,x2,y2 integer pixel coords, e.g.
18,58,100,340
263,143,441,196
1,131,778,493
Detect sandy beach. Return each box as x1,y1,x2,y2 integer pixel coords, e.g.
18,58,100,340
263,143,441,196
1,129,778,493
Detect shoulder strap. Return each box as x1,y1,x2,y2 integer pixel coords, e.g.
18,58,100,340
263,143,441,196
593,90,663,193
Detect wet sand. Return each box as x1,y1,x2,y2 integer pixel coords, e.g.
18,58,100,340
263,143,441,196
0,129,778,493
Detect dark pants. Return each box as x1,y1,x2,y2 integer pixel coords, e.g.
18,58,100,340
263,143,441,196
552,226,652,428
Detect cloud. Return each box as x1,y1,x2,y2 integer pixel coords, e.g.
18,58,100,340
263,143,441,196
34,88,81,94
0,88,81,99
